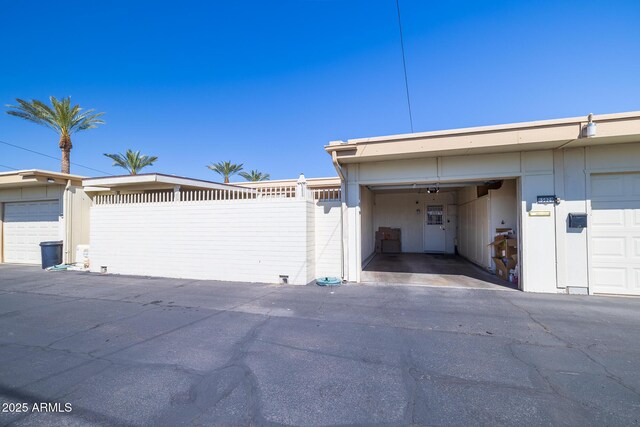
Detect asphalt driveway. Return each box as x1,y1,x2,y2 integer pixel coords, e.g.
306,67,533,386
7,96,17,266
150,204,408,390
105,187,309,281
0,265,639,426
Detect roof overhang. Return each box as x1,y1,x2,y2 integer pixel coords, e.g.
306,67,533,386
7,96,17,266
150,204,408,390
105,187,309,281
82,173,246,193
325,111,640,163
0,169,84,188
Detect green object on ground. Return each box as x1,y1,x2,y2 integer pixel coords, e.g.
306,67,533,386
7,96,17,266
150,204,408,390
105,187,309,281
316,277,341,286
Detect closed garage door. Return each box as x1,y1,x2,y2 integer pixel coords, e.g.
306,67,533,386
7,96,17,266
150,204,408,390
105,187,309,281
3,201,60,264
590,173,640,295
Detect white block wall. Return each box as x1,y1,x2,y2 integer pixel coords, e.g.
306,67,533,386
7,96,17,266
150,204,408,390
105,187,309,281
92,199,303,284
90,198,343,285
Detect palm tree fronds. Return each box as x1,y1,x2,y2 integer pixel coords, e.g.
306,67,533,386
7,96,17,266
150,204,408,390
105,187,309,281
206,161,244,183
6,96,105,174
6,96,105,136
104,149,158,175
239,170,270,181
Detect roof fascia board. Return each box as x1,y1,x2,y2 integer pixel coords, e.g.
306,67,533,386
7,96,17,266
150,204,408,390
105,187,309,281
326,111,640,163
335,111,640,147
82,174,241,191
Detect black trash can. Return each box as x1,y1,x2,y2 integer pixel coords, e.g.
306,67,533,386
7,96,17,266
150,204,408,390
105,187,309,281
39,241,63,269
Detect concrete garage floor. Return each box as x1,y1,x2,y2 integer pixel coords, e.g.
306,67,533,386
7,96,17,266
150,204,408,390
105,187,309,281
363,253,516,290
0,265,639,426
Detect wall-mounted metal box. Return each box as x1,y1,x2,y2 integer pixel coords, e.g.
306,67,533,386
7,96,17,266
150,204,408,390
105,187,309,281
568,213,588,229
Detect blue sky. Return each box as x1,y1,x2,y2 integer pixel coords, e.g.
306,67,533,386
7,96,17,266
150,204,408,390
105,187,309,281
1,0,639,180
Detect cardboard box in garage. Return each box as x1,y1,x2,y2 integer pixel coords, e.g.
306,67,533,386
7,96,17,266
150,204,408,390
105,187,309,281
376,227,401,253
493,257,516,281
382,239,401,253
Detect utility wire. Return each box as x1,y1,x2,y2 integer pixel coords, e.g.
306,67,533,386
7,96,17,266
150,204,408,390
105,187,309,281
0,139,112,175
395,0,414,133
0,163,19,171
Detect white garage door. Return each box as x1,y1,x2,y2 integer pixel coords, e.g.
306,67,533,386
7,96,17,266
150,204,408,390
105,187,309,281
3,201,61,264
590,173,640,295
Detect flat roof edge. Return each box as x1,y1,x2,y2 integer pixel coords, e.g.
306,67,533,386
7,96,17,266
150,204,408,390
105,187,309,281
325,111,640,149
82,173,248,189
0,169,86,180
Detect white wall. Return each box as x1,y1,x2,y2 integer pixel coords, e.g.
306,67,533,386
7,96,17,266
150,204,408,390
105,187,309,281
520,151,557,293
306,201,316,282
90,198,339,285
356,153,522,185
65,186,91,263
554,142,640,292
344,165,361,281
373,191,456,253
315,201,342,278
489,180,517,235
360,186,375,262
457,180,517,270
458,190,490,267
374,192,420,253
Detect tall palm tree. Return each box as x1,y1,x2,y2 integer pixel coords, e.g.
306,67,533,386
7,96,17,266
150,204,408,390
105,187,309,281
239,169,270,181
6,96,105,174
207,161,243,183
104,149,158,175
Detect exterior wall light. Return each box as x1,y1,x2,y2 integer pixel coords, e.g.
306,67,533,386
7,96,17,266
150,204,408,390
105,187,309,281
586,113,597,138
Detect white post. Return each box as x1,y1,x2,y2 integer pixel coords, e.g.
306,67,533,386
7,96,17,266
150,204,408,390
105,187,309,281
296,173,308,200
173,186,181,202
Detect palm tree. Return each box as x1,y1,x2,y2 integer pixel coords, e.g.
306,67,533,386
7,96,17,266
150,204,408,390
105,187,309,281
104,149,158,175
239,169,270,181
207,161,243,183
6,96,105,174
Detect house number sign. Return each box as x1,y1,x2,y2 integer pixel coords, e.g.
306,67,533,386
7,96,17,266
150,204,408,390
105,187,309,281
537,195,557,204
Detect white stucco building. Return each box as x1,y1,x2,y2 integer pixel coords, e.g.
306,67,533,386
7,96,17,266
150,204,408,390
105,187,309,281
3,112,638,297
326,111,640,296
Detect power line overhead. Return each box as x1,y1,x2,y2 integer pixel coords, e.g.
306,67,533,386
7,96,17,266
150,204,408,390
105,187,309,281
0,139,112,175
395,0,414,133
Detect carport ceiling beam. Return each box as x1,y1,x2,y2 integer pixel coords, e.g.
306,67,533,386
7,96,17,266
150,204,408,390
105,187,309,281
368,182,487,191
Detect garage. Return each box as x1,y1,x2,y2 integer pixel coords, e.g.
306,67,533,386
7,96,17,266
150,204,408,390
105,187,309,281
0,170,91,265
590,172,640,296
3,200,61,264
327,111,640,295
359,179,520,289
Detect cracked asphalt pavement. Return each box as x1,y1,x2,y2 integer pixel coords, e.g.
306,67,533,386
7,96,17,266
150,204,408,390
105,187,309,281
0,265,639,426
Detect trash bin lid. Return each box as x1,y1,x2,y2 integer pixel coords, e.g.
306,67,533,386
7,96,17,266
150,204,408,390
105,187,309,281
39,240,63,246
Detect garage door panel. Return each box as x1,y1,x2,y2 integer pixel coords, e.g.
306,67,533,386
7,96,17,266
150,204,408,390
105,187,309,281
633,238,640,257
590,206,624,227
3,201,60,264
591,267,627,289
590,172,640,295
591,237,625,257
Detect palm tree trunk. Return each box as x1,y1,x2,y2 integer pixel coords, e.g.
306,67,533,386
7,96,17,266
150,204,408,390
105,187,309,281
224,176,229,183
61,149,71,174
59,134,72,174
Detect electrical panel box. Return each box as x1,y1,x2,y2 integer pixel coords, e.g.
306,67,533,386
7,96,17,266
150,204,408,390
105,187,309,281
568,213,587,229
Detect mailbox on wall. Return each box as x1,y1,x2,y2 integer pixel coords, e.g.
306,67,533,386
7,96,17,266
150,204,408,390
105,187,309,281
568,213,588,229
